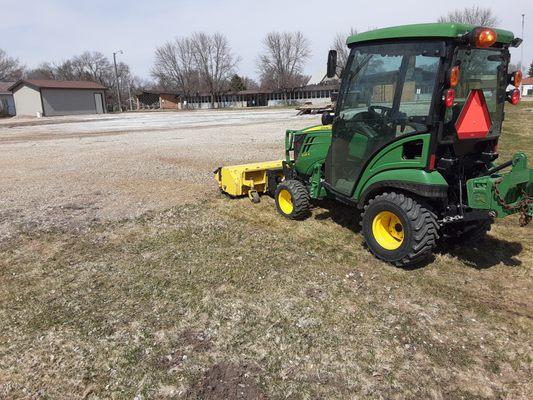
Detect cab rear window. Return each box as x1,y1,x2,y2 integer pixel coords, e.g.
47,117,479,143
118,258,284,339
445,48,507,137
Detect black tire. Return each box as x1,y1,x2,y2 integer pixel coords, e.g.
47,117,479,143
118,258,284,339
361,192,439,267
274,180,310,220
442,219,492,245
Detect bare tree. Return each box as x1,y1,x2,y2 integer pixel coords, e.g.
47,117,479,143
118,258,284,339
0,49,24,81
331,28,357,72
28,55,112,84
152,33,239,107
55,60,79,81
70,52,135,110
151,37,200,104
438,6,499,26
71,51,113,85
27,60,78,80
115,62,136,110
190,32,239,107
257,31,311,100
26,62,57,79
242,76,259,90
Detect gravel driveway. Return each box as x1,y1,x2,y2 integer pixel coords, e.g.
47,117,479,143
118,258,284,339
0,109,320,243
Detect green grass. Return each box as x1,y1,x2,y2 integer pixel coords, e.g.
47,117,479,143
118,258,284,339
0,104,532,399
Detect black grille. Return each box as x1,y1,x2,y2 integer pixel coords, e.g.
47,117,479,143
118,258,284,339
293,134,306,160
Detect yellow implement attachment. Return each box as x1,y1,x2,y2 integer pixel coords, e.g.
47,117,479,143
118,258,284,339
214,160,283,202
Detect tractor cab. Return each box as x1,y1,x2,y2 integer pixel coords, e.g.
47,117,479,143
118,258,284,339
323,25,522,199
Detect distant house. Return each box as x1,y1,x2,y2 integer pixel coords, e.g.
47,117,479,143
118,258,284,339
522,77,533,97
8,79,107,117
0,82,16,116
136,90,182,110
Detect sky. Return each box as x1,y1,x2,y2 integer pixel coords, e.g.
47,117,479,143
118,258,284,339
1,0,532,82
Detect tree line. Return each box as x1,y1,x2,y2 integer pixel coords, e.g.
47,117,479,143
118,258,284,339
151,31,313,106
1,6,528,110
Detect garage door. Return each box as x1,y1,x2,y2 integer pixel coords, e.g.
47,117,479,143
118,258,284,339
94,93,104,114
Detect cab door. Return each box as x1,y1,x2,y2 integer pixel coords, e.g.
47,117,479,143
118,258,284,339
325,41,443,197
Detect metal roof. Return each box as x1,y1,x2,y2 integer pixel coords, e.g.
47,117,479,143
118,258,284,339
347,23,514,46
8,79,107,91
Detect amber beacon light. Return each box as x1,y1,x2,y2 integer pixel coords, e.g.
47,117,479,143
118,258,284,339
510,70,522,87
473,27,497,48
449,66,460,87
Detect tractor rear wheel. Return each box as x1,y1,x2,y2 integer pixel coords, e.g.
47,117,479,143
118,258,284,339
275,180,310,220
362,192,439,267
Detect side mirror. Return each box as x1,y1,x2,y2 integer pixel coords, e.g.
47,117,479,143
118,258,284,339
322,112,334,125
327,50,337,78
330,90,339,103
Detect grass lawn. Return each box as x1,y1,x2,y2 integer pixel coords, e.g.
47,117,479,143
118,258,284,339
1,104,532,399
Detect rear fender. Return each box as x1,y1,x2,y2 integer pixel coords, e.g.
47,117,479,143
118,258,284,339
357,169,448,207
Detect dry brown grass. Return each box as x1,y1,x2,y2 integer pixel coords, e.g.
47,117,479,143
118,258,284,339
0,104,532,399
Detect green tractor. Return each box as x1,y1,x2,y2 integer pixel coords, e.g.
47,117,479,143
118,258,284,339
216,23,532,267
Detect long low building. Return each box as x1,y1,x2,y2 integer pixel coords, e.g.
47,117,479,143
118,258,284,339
136,83,339,110
8,79,107,117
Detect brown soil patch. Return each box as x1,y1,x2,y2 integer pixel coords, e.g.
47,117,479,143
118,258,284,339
180,328,212,352
187,363,267,400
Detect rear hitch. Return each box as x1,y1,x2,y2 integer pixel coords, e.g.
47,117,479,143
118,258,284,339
466,152,533,226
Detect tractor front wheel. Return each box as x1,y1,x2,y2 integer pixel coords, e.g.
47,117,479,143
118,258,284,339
362,192,439,267
275,180,310,220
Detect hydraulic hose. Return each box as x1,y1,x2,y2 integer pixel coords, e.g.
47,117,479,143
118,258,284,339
485,159,513,176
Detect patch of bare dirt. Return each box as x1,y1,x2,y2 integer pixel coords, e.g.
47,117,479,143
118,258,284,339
187,363,267,400
180,328,212,352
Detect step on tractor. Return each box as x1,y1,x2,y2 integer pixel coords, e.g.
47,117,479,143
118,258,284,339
215,23,532,267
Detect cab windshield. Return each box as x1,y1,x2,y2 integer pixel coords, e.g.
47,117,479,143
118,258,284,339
337,41,443,135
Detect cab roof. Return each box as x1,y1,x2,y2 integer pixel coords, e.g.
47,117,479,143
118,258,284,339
347,23,514,46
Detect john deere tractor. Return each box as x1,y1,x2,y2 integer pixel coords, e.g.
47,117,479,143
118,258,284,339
215,23,532,267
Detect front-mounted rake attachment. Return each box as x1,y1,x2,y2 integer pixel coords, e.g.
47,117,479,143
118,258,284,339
214,160,284,203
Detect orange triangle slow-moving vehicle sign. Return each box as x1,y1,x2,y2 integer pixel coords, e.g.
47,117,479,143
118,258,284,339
454,89,492,139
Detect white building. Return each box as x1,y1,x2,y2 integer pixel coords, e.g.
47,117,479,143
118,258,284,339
522,77,533,97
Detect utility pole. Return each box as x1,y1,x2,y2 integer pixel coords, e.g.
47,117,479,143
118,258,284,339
113,50,123,112
128,85,133,111
520,14,525,72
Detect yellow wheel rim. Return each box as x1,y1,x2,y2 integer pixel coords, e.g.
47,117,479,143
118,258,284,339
278,189,294,215
372,211,404,250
